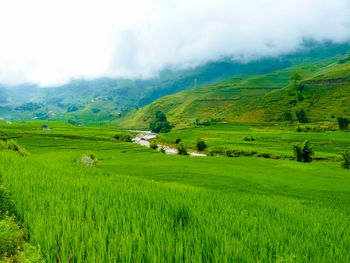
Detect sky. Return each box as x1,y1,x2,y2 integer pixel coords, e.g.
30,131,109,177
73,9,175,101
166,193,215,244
0,0,350,87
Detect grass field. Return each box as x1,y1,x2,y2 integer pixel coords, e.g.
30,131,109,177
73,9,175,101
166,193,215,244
0,121,349,262
156,123,350,160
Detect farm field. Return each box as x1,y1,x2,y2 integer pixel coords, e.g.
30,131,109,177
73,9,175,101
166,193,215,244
156,123,350,160
0,121,349,262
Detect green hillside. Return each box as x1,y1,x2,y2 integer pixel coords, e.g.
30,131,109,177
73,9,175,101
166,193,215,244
119,53,350,129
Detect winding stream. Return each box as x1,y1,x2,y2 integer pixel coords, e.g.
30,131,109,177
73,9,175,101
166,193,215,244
129,130,206,157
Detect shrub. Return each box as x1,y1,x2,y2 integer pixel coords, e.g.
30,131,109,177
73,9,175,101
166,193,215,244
296,126,302,132
177,143,188,155
196,140,207,151
293,140,313,162
114,133,132,142
160,146,166,154
337,117,349,130
91,108,101,114
243,136,255,141
150,141,158,150
340,149,350,169
79,152,98,167
175,138,182,144
295,109,308,123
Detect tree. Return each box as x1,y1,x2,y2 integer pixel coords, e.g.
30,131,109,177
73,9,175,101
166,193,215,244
337,117,349,130
290,72,302,87
196,140,207,151
177,143,188,155
295,109,308,123
293,140,313,162
340,149,350,169
150,111,172,133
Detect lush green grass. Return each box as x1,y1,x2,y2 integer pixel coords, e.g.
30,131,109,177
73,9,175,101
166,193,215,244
156,123,350,159
0,123,349,262
0,174,44,262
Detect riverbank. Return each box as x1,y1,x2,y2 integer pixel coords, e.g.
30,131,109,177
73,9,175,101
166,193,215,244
130,131,206,156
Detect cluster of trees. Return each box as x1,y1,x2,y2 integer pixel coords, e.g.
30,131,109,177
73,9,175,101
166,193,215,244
114,133,132,142
150,111,172,133
337,117,349,130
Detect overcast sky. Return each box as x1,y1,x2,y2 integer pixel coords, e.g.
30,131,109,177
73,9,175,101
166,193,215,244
0,0,350,87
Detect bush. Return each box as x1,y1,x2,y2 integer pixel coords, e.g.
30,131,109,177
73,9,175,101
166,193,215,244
293,140,313,162
150,141,158,150
91,108,101,114
114,133,132,142
295,109,308,123
243,136,255,141
196,140,207,151
175,138,182,144
177,143,188,155
340,149,350,169
160,146,166,154
337,117,349,130
79,152,98,167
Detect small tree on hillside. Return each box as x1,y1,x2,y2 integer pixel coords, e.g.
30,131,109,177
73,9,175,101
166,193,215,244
196,140,207,152
337,117,349,130
293,140,313,162
150,111,172,133
177,143,188,155
340,149,350,169
295,109,308,123
290,72,302,87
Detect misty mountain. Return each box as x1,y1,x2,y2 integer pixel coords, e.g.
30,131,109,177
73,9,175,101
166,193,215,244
1,41,349,122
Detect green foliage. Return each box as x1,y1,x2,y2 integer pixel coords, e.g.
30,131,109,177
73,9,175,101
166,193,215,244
177,143,188,155
160,146,166,154
91,108,101,114
150,141,158,150
295,109,308,123
293,140,313,163
243,136,256,141
283,111,294,122
194,118,220,126
175,138,182,144
0,175,43,262
337,117,349,130
150,111,172,133
340,149,350,169
114,132,132,142
79,152,98,167
0,139,28,156
196,140,207,151
67,104,79,112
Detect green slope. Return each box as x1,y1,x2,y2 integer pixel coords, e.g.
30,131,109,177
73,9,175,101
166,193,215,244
118,53,350,129
2,41,350,123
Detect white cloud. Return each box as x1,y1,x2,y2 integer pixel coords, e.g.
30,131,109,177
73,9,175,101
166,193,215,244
0,0,349,86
